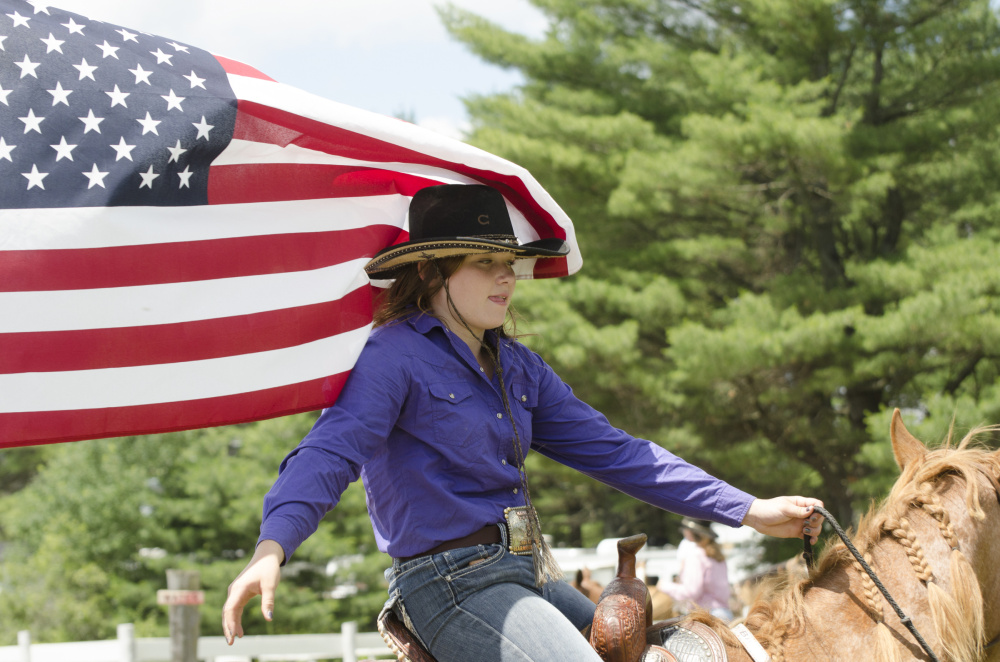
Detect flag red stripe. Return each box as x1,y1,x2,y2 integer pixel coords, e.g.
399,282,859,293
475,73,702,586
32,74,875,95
0,374,347,449
207,163,440,205
231,101,567,241
0,227,400,292
531,256,570,279
215,54,276,81
1,286,372,374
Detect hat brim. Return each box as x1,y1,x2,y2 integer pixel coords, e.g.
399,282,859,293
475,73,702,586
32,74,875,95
364,236,569,279
680,520,717,540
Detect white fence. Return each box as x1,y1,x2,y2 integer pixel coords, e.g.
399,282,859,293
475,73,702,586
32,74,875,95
0,623,395,662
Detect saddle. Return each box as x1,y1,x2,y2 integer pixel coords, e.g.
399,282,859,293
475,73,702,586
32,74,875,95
375,534,728,662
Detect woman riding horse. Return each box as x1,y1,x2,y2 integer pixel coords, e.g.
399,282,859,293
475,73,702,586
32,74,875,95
221,184,824,662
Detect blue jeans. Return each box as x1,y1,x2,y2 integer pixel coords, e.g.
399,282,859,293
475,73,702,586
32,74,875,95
382,526,601,662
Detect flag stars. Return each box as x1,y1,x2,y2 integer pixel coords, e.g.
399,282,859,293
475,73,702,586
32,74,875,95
22,164,48,190
149,48,173,65
79,109,104,134
110,136,136,161
83,163,109,189
61,17,84,35
28,1,54,14
166,139,187,163
184,70,206,90
161,89,185,111
0,84,13,106
96,40,119,59
0,34,7,50
73,57,98,81
139,165,159,189
15,54,40,78
129,63,152,85
47,81,72,106
192,116,213,140
116,28,138,42
106,84,129,108
177,165,194,188
50,136,76,161
6,11,30,28
137,111,161,135
0,137,15,162
166,41,189,53
40,32,64,53
19,108,44,134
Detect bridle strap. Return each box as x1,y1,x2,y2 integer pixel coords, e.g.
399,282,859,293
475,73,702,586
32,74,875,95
803,506,941,662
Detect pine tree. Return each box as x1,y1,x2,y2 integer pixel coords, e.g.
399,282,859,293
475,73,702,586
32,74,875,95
443,0,1000,536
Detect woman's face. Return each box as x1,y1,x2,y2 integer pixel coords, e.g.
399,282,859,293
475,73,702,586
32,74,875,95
429,252,517,342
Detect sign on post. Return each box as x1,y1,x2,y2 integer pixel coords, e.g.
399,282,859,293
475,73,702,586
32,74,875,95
157,590,205,606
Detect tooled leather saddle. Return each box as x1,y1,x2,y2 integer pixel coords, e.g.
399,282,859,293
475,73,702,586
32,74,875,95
375,534,728,662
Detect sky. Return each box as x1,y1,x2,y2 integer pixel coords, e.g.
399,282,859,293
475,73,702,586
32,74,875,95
30,0,550,139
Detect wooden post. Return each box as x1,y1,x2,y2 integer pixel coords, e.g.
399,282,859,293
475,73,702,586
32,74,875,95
16,630,30,662
117,623,136,662
165,570,201,662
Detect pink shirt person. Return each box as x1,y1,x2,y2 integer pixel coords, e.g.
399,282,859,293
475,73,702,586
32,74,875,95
658,518,734,621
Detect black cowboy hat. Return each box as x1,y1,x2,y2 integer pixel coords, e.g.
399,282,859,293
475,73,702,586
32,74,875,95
364,184,569,279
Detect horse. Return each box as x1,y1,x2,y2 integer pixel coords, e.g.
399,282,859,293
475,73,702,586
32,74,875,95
377,408,1000,661
665,408,1000,662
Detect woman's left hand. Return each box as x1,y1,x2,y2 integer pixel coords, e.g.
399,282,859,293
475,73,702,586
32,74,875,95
742,496,825,544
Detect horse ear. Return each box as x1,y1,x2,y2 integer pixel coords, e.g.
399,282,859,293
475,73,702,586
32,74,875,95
890,408,927,471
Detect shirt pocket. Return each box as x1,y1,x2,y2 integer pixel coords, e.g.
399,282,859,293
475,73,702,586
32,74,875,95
428,382,481,447
509,379,538,449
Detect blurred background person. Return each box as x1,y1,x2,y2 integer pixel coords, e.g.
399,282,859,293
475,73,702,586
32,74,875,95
658,518,733,621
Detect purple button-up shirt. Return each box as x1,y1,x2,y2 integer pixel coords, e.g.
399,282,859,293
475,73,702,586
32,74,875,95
259,313,755,560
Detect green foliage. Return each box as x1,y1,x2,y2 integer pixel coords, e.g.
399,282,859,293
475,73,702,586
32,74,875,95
0,414,389,644
444,0,1000,540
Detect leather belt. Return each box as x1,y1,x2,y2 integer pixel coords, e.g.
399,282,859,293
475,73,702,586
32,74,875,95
396,524,502,563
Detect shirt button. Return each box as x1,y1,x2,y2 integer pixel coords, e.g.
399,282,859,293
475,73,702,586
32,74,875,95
513,488,518,494
496,413,503,419
521,395,527,402
501,459,507,465
449,393,455,399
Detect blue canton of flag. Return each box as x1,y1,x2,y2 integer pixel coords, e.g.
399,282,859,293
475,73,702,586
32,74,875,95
0,0,236,207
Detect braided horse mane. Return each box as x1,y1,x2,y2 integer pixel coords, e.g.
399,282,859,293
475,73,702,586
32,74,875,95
710,409,1000,662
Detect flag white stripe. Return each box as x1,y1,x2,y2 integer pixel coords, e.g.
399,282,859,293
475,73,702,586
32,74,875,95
0,324,371,413
213,138,482,181
0,196,408,252
1,260,370,333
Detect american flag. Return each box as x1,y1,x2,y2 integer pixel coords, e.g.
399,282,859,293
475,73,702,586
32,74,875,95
0,0,581,449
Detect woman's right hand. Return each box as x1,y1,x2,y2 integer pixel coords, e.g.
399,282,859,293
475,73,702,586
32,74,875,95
222,539,285,645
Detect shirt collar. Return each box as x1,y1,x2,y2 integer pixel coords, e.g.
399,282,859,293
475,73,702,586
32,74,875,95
405,309,504,346
404,310,511,373
407,310,445,336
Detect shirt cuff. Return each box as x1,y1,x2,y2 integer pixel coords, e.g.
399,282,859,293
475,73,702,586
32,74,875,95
258,520,301,566
712,484,756,528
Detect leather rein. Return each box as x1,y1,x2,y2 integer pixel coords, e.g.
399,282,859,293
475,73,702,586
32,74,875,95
802,506,941,662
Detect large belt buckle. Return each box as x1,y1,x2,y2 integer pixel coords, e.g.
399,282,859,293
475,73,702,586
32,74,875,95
503,506,535,556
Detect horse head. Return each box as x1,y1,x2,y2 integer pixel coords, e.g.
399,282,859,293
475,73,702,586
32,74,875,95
887,408,1000,662
684,408,1000,662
